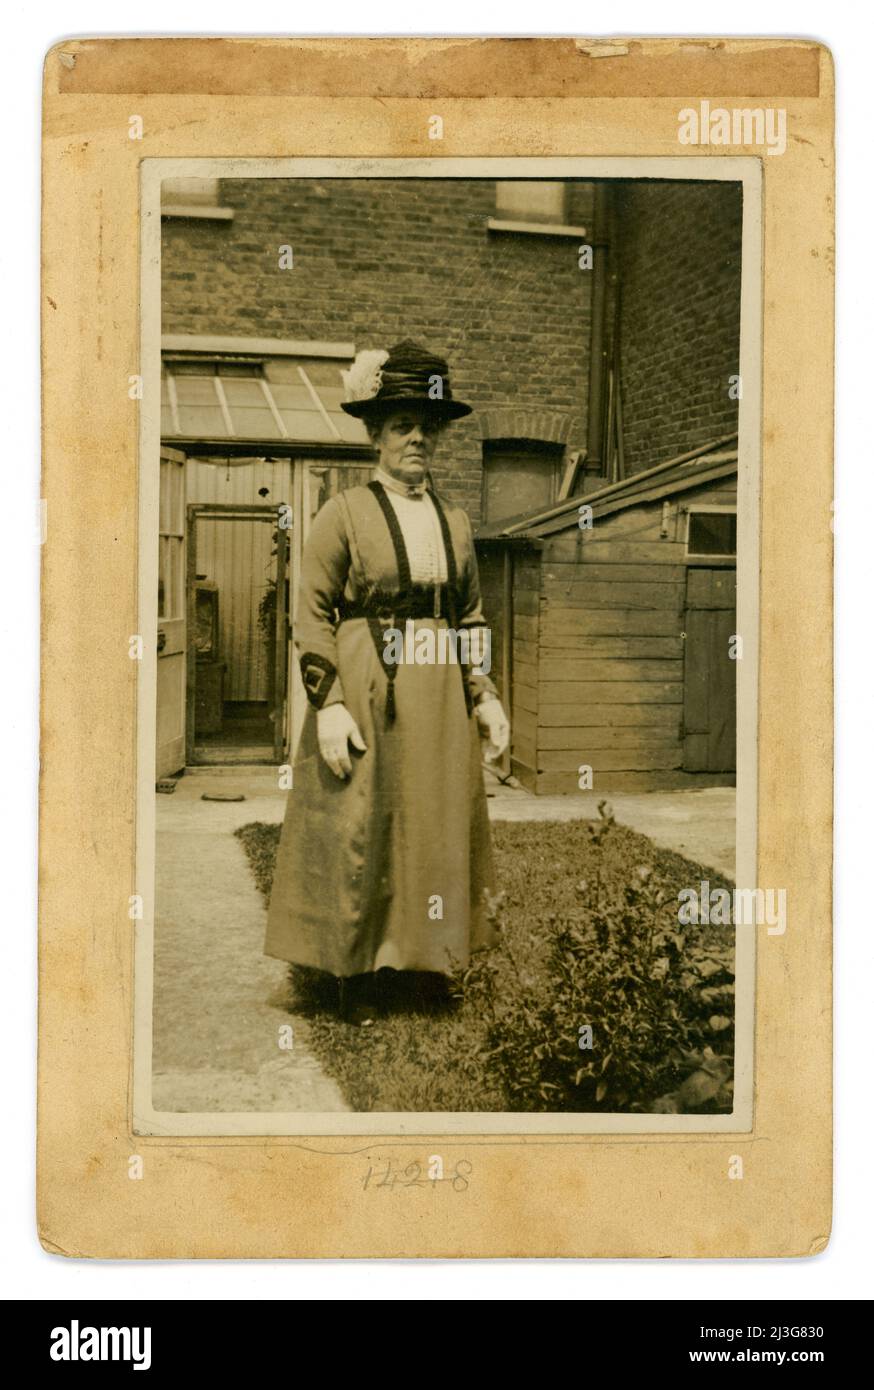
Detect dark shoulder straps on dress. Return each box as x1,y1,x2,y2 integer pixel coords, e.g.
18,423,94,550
367,480,412,598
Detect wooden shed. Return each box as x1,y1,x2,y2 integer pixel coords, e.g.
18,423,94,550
475,440,739,795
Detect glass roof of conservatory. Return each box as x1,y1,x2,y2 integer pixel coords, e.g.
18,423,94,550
161,348,369,450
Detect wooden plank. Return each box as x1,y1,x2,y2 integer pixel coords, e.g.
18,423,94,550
513,589,540,617
539,723,681,750
592,505,667,537
512,707,537,743
543,562,687,586
538,703,680,728
534,769,736,795
511,759,537,793
546,538,687,564
514,556,541,580
542,582,685,610
538,746,683,772
543,610,678,637
541,637,684,660
682,732,710,770
512,638,539,666
513,613,539,643
513,683,537,716
686,567,736,609
513,660,538,690
694,496,736,510
538,658,684,683
513,736,537,766
683,608,711,735
544,506,665,546
540,681,683,705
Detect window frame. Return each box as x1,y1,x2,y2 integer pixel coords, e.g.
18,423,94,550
161,177,234,221
683,504,738,567
481,439,565,526
488,180,587,239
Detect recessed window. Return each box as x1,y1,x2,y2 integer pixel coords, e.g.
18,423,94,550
687,510,737,559
488,182,586,238
495,181,568,224
161,178,234,220
482,440,563,524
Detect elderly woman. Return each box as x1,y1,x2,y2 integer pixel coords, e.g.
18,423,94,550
264,341,510,1024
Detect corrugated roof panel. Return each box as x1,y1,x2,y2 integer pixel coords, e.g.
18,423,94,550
336,413,370,444
162,353,367,448
268,382,316,410
175,377,221,406
229,407,283,440
221,378,268,408
303,360,349,387
176,404,227,438
277,409,335,442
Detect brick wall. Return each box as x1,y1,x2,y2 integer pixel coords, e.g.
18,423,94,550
162,177,595,519
162,177,744,508
614,180,743,475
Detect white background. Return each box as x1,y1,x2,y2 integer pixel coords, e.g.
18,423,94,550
3,0,868,1301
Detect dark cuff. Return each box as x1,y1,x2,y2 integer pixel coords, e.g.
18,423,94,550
300,652,339,710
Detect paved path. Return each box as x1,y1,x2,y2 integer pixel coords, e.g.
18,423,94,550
153,772,349,1113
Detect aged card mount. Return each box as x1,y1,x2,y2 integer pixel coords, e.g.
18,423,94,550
39,38,833,1258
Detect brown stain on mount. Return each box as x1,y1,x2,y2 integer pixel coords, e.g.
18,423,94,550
49,36,823,99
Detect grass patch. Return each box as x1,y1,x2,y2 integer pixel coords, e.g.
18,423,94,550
236,807,735,1114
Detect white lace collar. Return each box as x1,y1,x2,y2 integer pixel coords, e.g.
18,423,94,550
373,465,428,499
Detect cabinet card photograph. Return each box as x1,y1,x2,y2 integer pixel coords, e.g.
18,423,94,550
135,158,760,1137
39,36,833,1258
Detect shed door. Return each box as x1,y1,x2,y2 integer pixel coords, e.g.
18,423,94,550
683,568,736,772
156,446,187,778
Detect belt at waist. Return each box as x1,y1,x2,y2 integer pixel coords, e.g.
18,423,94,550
336,584,452,622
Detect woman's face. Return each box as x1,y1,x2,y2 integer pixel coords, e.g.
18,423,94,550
370,405,446,484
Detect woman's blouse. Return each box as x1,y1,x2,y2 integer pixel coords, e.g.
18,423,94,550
293,474,500,713
372,466,449,586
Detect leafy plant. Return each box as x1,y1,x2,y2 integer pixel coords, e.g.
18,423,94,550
451,803,735,1113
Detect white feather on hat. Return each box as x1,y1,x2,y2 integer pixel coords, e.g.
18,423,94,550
341,349,389,404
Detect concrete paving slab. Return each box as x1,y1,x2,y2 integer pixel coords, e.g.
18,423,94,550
165,767,735,879
153,788,348,1114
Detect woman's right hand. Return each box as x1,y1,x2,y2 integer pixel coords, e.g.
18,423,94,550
316,703,367,779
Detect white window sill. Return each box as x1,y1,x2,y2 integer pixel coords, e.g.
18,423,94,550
487,217,587,238
161,205,235,221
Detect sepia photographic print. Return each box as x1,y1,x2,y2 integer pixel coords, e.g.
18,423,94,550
133,157,760,1137
37,34,834,1260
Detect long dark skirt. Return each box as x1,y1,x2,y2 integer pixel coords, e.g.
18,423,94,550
264,616,497,978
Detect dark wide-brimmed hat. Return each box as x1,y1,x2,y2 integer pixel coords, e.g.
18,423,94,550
340,340,473,421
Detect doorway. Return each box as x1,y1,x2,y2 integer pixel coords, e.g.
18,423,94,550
186,504,289,766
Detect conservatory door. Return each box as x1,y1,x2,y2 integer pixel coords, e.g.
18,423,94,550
156,447,187,779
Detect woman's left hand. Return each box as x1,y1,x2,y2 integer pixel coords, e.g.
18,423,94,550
475,696,510,761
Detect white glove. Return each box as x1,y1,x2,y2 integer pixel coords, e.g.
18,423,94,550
316,703,367,779
475,695,510,762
